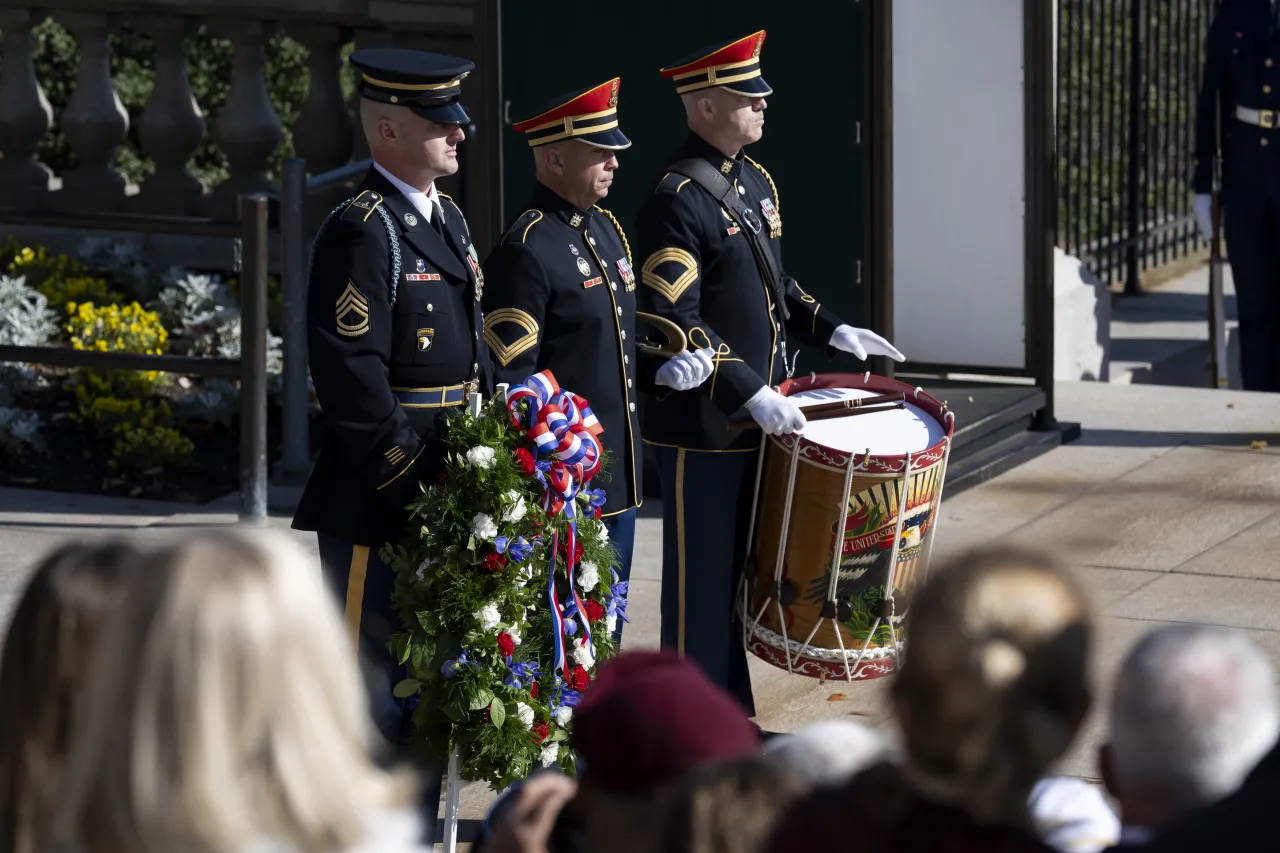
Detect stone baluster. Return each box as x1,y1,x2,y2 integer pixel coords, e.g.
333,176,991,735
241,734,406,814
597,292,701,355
0,8,54,208
291,24,353,175
56,12,130,211
134,15,207,216
348,28,393,163
210,20,282,219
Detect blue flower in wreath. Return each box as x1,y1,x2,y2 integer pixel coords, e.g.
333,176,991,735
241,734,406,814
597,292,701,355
505,659,542,690
607,568,630,625
562,599,582,636
495,535,534,563
441,648,476,679
580,488,606,510
550,685,582,711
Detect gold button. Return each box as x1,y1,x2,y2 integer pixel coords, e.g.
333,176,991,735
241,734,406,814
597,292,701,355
1264,138,1271,147
1269,58,1275,67
1266,85,1273,94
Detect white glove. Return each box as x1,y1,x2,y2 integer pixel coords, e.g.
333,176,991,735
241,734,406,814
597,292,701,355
829,325,905,362
655,347,715,391
1193,193,1214,242
744,385,806,435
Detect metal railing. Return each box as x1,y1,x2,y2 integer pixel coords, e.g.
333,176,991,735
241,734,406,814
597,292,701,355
276,157,373,485
1057,0,1216,291
0,196,272,523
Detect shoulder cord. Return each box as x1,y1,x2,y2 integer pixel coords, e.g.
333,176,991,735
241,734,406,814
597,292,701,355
744,155,780,214
310,196,403,310
594,207,632,265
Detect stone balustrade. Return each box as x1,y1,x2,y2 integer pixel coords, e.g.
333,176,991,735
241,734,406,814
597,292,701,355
0,0,480,224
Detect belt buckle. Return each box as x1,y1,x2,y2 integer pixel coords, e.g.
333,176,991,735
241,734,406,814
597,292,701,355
463,379,479,399
1263,109,1276,129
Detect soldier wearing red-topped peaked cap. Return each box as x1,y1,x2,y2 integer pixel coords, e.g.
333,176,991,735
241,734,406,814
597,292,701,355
482,79,715,645
633,31,907,716
292,47,496,841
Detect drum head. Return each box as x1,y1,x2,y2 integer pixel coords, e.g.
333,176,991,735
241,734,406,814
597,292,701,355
789,386,946,456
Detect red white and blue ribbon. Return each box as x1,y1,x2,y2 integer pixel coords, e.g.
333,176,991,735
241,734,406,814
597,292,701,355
506,370,604,678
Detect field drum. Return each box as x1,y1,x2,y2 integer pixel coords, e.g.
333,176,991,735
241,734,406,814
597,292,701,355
738,372,955,681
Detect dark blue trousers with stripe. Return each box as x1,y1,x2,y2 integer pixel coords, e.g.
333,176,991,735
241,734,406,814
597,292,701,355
317,535,443,843
654,446,758,717
1225,199,1280,391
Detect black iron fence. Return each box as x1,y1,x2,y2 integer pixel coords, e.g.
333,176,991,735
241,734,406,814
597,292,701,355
1057,0,1217,292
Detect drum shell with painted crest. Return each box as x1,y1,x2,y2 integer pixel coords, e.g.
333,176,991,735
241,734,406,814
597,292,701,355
743,373,954,681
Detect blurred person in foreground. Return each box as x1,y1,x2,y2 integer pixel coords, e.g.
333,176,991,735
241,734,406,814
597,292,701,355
0,540,140,853
51,529,431,853
768,545,1094,853
761,717,895,789
1028,777,1119,853
658,756,806,853
480,649,761,853
1103,623,1279,850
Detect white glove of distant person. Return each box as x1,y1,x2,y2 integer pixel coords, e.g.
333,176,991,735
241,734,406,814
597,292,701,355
655,347,715,391
744,385,806,435
1193,193,1214,242
829,325,906,362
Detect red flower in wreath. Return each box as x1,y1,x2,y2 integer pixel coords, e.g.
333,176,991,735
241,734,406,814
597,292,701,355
559,538,583,564
531,720,550,744
593,506,603,520
483,552,508,573
567,664,590,692
584,599,605,623
497,631,515,658
529,681,540,699
514,447,537,477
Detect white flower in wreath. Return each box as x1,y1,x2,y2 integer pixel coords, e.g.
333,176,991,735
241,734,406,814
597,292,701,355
466,445,496,470
507,623,523,646
539,743,560,767
416,555,436,582
595,522,609,543
576,561,599,592
475,602,501,632
606,613,617,635
514,564,534,589
515,701,535,730
502,489,528,523
573,640,595,669
471,512,498,541
554,705,573,727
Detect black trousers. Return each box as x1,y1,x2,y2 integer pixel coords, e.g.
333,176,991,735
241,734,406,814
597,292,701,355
1225,199,1280,392
654,445,758,716
317,535,443,844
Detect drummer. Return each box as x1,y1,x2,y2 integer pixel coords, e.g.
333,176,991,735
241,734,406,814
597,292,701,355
634,30,905,715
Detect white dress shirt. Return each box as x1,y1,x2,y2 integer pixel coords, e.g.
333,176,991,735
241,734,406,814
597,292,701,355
373,161,445,226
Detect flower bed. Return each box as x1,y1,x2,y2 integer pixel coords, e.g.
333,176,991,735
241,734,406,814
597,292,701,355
0,237,300,502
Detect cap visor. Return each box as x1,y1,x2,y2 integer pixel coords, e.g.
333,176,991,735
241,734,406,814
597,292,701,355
720,76,772,97
575,127,632,151
413,101,470,124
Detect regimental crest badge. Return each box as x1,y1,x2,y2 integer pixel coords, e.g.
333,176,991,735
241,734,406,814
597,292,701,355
570,213,584,228
616,257,636,290
416,258,426,272
570,243,580,256
417,327,434,352
576,256,591,276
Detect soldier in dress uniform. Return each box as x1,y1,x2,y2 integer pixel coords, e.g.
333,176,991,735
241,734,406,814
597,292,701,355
483,79,714,643
635,31,905,714
1194,0,1280,391
291,48,491,830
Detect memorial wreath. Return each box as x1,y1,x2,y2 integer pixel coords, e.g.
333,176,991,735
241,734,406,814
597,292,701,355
380,370,625,789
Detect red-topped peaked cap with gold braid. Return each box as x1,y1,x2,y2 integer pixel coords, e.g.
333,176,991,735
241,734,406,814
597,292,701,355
659,30,772,97
511,78,632,150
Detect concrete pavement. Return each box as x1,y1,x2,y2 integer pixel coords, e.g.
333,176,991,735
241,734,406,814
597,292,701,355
4,379,1280,844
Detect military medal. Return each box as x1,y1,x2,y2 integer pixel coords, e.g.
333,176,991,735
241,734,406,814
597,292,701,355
760,198,782,237
466,244,484,300
616,257,636,290
576,256,591,276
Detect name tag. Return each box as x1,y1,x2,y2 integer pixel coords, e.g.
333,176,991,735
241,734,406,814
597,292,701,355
406,273,441,281
583,276,603,289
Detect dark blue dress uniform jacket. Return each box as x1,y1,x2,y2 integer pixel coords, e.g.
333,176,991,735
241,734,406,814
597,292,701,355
634,133,843,451
1194,0,1280,220
482,182,659,518
293,166,492,546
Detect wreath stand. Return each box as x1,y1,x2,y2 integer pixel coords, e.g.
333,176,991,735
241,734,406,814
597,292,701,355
441,747,462,853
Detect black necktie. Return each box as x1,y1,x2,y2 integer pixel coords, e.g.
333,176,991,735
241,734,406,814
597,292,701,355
428,204,445,237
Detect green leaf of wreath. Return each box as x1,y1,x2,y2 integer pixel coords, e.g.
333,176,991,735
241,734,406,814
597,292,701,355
489,698,506,729
470,688,495,710
393,678,422,699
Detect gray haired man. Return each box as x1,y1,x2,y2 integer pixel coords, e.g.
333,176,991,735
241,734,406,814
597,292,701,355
1101,624,1280,847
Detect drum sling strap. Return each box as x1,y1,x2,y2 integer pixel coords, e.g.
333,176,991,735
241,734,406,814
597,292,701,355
667,158,790,322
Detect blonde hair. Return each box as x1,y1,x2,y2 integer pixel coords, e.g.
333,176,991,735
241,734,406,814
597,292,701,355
53,528,415,853
0,541,140,853
891,546,1093,827
659,757,807,853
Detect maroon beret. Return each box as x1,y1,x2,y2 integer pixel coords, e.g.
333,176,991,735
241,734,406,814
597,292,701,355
569,650,760,796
